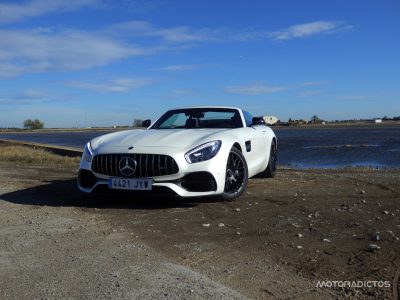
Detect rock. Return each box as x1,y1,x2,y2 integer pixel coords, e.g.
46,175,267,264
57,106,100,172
360,189,366,194
236,231,241,235
202,223,210,227
296,233,303,238
296,245,303,249
361,199,366,204
383,210,389,215
322,238,331,243
308,212,319,218
218,223,225,228
370,233,380,241
349,222,360,227
368,244,380,252
234,208,241,212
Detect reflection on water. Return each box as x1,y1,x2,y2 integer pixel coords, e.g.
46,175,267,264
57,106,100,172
1,125,400,169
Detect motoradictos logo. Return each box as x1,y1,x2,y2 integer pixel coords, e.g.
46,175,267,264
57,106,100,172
316,280,391,288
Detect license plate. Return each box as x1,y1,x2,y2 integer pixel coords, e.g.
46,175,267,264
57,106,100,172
108,178,153,191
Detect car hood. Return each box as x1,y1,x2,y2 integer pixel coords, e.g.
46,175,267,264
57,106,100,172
91,128,228,150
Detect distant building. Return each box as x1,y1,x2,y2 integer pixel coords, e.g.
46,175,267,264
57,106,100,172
297,119,309,125
374,119,382,123
263,115,279,125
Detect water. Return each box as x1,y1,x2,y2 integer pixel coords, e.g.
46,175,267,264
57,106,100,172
0,131,104,149
275,126,400,168
1,125,400,169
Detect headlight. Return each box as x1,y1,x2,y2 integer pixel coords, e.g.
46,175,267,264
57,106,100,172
82,142,93,162
185,140,222,164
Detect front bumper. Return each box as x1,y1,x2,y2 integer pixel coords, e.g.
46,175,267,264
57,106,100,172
77,151,227,197
78,169,218,197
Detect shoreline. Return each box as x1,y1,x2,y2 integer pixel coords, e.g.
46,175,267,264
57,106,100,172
1,141,399,171
0,122,399,134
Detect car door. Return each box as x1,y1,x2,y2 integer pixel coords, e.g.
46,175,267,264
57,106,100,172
242,125,269,175
241,111,269,176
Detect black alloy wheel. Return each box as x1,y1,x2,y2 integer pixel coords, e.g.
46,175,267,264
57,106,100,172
221,147,248,201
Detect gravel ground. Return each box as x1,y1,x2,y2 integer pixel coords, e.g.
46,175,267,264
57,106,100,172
0,161,399,299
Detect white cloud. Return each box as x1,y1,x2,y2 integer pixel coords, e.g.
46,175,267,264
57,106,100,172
67,77,154,93
0,19,354,78
158,64,197,72
336,95,374,100
117,0,167,14
0,63,25,78
269,21,353,40
224,84,287,95
0,28,153,77
106,21,212,43
297,90,321,97
225,80,329,96
0,89,76,105
299,80,329,87
108,20,354,44
0,22,205,77
168,88,197,98
0,0,101,24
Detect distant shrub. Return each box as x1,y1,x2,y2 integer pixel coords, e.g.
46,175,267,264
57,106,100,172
23,119,44,130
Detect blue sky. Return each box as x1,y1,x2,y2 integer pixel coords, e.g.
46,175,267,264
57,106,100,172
0,0,399,128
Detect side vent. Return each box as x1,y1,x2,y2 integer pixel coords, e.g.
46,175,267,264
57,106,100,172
245,141,251,152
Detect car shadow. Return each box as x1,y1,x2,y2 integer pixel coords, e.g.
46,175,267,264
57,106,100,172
0,179,224,210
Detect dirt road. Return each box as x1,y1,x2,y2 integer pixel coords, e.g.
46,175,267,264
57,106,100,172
0,161,399,299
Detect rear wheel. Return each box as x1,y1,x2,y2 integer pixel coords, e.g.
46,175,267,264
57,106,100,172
220,147,248,201
260,140,277,178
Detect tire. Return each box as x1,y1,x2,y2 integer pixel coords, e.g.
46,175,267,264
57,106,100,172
260,140,277,178
220,147,248,201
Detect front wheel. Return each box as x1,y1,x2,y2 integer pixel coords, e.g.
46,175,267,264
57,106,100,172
220,147,248,201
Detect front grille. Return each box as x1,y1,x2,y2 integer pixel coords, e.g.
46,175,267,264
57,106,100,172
91,153,179,177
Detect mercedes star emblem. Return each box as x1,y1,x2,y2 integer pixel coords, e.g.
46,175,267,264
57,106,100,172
118,156,137,177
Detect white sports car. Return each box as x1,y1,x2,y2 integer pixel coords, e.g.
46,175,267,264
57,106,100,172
78,107,277,200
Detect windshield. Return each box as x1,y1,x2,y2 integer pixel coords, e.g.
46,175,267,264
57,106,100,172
151,108,243,129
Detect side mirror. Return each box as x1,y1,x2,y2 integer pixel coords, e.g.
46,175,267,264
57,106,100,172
251,117,266,126
142,119,151,128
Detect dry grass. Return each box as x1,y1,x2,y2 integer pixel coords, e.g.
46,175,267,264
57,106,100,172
0,145,80,166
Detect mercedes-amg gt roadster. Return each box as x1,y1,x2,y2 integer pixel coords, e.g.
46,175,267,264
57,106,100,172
78,107,277,200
